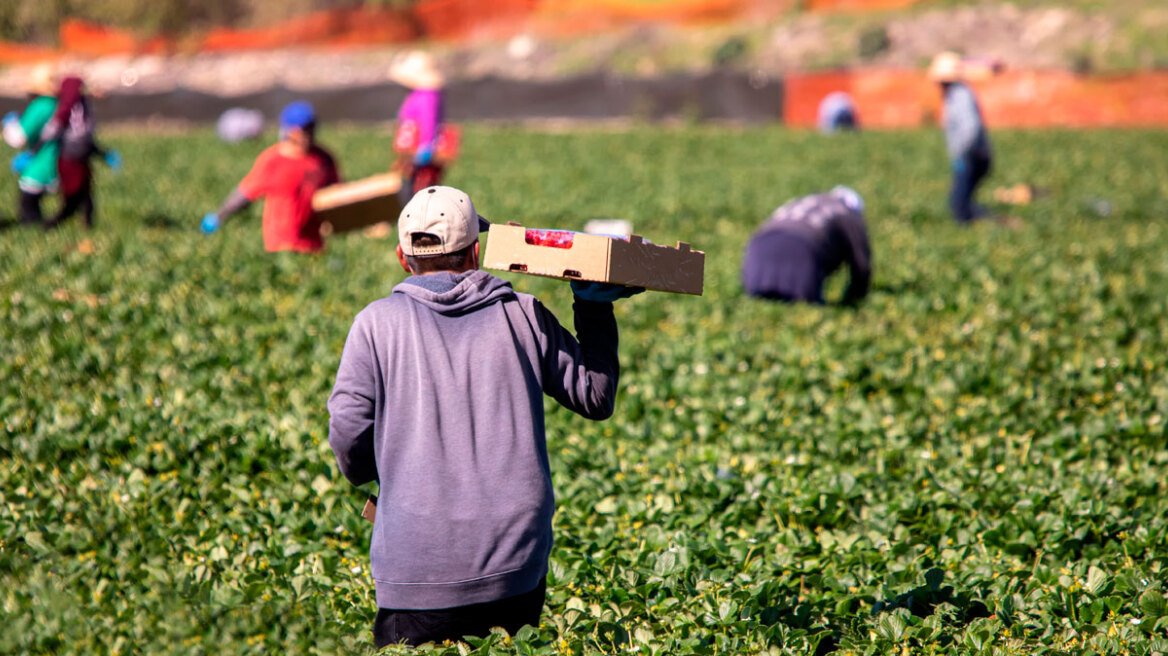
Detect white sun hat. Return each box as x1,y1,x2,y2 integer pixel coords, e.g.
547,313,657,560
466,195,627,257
928,52,964,83
389,51,445,90
26,62,58,96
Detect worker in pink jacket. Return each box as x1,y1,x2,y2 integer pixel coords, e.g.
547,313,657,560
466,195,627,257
390,51,446,204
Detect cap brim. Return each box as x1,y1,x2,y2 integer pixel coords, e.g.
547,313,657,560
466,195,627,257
478,216,490,232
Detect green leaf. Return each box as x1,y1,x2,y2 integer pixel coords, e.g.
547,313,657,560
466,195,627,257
1085,565,1108,595
1140,589,1166,619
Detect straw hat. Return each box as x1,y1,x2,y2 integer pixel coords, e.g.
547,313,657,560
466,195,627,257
928,52,964,83
26,63,58,96
389,51,445,90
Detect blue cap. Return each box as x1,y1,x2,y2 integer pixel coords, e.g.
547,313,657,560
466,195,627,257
278,101,316,129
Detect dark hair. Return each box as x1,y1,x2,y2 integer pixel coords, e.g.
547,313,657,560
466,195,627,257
405,233,475,273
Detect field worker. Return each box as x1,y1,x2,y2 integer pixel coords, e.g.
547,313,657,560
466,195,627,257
201,101,340,252
42,75,121,230
328,186,640,648
817,91,859,134
929,52,993,224
390,51,446,203
2,64,60,227
742,186,871,305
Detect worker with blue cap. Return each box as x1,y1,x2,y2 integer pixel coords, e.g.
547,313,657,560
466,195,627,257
742,186,872,305
202,100,341,252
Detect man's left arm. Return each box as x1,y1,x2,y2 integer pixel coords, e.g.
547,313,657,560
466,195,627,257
327,313,379,486
839,213,872,305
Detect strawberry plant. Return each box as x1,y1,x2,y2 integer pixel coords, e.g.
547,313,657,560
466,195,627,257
2,125,1167,654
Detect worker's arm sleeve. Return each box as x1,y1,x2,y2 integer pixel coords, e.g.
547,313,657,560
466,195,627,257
236,153,270,202
216,188,251,219
536,298,620,421
327,313,379,487
840,214,873,305
18,102,52,149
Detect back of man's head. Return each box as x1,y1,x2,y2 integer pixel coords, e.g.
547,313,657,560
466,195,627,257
405,232,475,273
397,186,490,274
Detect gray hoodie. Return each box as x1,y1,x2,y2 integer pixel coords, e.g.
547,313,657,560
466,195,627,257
943,82,991,160
328,269,619,610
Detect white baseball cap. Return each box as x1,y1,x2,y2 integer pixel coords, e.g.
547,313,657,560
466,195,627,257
398,186,489,256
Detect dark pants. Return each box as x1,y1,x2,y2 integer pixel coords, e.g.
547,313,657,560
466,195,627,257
373,578,546,648
49,185,95,229
19,190,46,226
949,153,992,223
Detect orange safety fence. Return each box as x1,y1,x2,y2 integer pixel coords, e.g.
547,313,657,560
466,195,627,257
786,69,1168,128
414,0,538,41
0,1,533,62
805,0,923,11
199,7,418,52
0,0,794,62
59,20,173,57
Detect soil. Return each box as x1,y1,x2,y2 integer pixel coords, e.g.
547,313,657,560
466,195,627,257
0,2,1150,100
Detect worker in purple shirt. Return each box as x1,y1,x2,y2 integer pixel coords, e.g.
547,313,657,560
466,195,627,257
742,186,872,305
390,51,446,204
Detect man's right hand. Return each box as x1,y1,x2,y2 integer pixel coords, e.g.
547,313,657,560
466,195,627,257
201,212,221,234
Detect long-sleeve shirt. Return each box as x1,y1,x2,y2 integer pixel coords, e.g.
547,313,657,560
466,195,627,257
741,192,872,304
396,89,444,153
328,269,619,610
3,96,59,192
943,82,991,160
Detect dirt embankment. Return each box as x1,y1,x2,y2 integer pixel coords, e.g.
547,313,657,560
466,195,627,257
2,2,1165,98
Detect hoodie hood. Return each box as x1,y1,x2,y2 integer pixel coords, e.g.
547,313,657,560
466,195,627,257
392,269,514,316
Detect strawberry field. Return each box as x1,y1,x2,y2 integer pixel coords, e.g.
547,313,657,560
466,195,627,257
2,125,1168,655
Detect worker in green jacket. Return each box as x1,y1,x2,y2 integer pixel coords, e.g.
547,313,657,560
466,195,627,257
2,64,60,227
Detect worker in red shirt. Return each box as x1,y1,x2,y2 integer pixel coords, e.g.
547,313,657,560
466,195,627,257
202,101,340,252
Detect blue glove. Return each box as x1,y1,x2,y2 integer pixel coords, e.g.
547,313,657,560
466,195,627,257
201,212,221,234
413,145,434,167
10,151,33,175
104,150,122,172
952,158,967,174
570,280,645,303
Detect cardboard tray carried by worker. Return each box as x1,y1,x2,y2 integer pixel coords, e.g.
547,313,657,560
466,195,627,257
312,172,403,234
483,223,704,295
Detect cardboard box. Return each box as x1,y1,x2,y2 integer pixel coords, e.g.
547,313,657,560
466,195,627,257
483,223,704,295
312,173,403,234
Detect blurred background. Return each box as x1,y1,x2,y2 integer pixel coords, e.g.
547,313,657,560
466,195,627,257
1,0,1166,126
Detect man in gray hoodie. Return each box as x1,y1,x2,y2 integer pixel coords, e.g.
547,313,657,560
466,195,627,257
328,185,636,647
929,52,993,224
